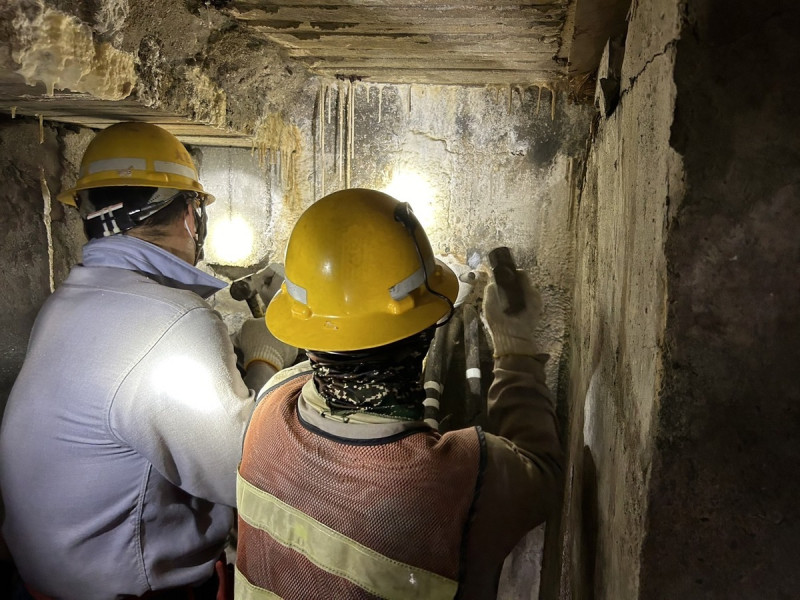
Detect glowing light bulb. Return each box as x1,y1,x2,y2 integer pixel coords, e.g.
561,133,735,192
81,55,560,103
209,215,254,265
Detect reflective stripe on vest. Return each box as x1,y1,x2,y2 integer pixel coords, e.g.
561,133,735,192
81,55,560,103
234,566,282,599
236,472,458,600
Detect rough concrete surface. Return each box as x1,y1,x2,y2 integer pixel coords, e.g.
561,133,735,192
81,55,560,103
332,82,593,391
641,1,800,598
52,125,92,285
0,118,61,420
563,50,680,600
619,0,682,96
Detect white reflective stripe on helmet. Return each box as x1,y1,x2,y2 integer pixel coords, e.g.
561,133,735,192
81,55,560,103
389,254,436,301
84,157,147,176
286,254,437,306
284,276,308,304
83,158,196,180
154,159,197,179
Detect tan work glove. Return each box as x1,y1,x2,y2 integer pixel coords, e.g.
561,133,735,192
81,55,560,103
238,318,298,371
481,271,544,358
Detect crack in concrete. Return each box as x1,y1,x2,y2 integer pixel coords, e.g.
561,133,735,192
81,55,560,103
621,38,679,101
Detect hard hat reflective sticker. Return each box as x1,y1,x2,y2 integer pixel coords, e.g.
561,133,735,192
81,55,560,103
388,254,435,301
285,276,308,305
85,157,147,176
154,160,197,179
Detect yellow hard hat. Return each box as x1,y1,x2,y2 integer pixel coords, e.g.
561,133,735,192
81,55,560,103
57,122,214,206
266,188,458,352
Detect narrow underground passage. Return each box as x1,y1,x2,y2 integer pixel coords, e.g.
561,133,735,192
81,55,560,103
1,1,799,599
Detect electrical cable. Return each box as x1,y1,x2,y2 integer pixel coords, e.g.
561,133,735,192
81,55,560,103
393,202,455,327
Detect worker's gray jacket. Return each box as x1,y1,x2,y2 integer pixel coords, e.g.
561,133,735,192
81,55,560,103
0,235,255,599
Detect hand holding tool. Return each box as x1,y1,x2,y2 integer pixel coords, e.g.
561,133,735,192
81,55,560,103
487,246,525,315
230,278,264,318
482,248,543,358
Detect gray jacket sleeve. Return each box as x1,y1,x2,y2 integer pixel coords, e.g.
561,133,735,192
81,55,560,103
109,306,256,507
460,354,564,597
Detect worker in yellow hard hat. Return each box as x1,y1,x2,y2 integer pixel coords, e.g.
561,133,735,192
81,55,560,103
235,188,563,599
0,122,296,600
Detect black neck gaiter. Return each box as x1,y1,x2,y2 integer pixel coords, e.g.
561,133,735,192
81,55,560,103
308,329,434,420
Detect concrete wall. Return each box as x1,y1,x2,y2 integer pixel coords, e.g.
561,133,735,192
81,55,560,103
642,0,800,598
0,117,86,416
310,82,593,400
560,0,683,596
563,0,800,598
0,119,55,422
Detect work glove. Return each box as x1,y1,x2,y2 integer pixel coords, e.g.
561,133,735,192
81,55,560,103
238,317,298,372
481,271,544,358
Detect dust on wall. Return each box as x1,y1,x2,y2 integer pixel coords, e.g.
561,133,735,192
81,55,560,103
561,0,685,596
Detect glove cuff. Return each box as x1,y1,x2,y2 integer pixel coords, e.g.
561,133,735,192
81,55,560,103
489,328,540,358
243,344,284,372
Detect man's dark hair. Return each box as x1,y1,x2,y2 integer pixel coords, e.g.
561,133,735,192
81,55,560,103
134,192,189,233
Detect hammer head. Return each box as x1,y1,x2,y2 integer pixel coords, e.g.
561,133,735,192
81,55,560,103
230,278,255,302
488,247,525,315
230,277,264,318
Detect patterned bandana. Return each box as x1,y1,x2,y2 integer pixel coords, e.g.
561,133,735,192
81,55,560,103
308,329,434,420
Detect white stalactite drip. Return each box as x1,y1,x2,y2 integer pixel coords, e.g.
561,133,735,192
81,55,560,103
346,80,354,189
287,151,296,191
38,114,44,144
408,85,412,114
536,86,543,116
567,156,573,190
277,148,289,190
327,83,333,125
508,85,513,112
567,156,576,228
317,84,328,197
378,85,383,123
40,167,55,293
337,83,345,186
268,149,274,185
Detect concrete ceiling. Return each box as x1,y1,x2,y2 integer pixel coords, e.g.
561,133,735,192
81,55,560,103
0,0,630,145
224,0,572,86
